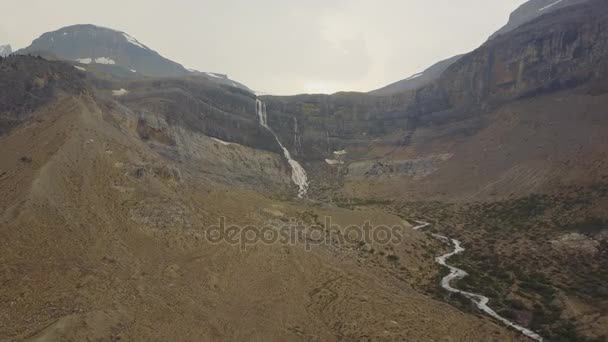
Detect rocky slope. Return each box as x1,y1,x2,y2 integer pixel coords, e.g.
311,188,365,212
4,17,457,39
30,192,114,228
0,55,89,136
0,55,522,341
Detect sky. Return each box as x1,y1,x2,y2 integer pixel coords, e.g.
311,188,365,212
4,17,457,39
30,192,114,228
1,0,526,95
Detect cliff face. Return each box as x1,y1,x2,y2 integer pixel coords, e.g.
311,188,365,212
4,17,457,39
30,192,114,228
489,0,590,40
260,0,608,164
0,55,89,135
262,93,413,160
113,78,279,154
440,0,608,108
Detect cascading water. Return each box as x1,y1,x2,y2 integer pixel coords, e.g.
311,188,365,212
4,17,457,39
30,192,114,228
256,99,309,198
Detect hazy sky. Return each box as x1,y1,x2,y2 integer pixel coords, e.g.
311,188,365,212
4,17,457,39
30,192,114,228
1,0,526,95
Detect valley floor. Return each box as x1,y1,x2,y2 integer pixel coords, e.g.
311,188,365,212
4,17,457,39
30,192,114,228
0,96,522,341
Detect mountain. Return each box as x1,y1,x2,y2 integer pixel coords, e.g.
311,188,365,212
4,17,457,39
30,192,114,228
370,54,463,95
372,0,592,96
2,0,608,341
0,54,523,342
17,24,189,77
0,44,11,57
257,1,608,339
489,0,590,39
17,24,253,92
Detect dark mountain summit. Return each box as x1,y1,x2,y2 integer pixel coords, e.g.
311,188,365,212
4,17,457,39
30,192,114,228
16,24,253,92
17,24,189,77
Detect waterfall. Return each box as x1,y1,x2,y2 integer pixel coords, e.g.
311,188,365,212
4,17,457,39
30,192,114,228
256,99,309,198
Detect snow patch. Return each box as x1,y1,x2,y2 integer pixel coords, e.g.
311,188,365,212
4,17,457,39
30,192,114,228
405,72,423,81
211,137,232,146
95,57,116,65
326,150,347,166
75,58,92,64
325,159,343,165
112,88,129,96
74,66,86,71
122,33,147,49
539,0,564,11
206,72,227,79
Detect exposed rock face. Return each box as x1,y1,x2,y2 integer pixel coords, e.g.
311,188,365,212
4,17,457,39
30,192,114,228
262,0,608,164
439,0,608,109
0,44,11,57
17,24,188,77
0,55,89,135
370,55,463,96
116,77,277,153
263,92,412,160
489,0,590,40
371,0,593,99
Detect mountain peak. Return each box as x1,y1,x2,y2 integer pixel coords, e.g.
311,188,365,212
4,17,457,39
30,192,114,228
17,24,187,77
489,0,590,39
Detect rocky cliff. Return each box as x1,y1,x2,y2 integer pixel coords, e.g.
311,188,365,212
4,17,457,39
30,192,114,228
261,0,608,164
489,0,590,39
371,0,593,98
440,0,608,109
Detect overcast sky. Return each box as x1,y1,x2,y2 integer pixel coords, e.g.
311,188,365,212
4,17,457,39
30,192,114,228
1,0,526,95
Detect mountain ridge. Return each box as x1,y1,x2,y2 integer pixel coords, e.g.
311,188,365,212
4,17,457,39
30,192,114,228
17,24,189,78
370,0,592,97
1,0,608,341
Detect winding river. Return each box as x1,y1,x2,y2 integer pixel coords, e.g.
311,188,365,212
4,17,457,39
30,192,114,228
412,221,544,342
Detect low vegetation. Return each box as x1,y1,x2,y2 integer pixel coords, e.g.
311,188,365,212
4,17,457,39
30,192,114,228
386,183,608,341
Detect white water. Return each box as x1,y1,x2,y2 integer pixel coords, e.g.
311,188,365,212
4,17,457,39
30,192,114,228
256,99,309,198
414,221,544,342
